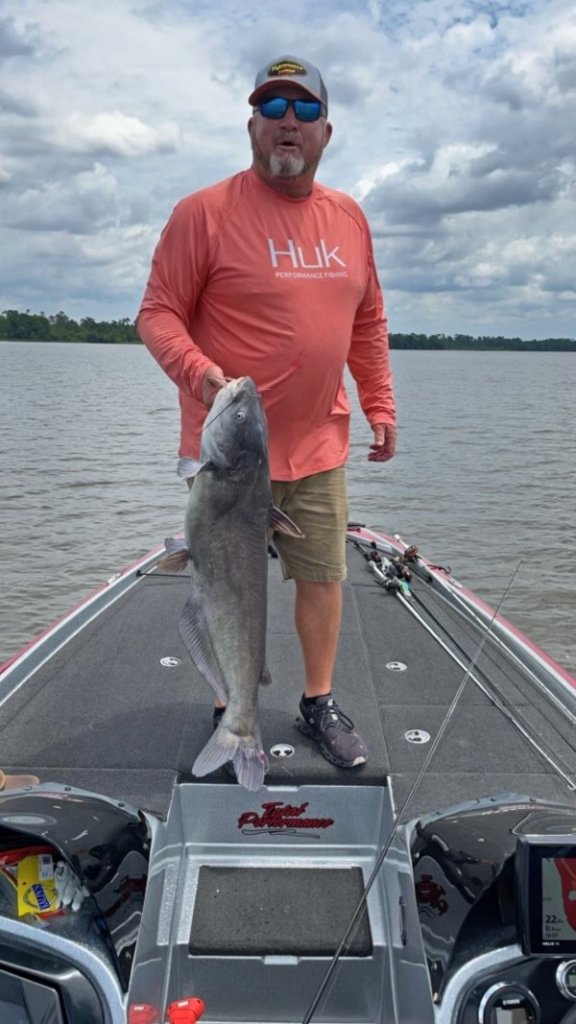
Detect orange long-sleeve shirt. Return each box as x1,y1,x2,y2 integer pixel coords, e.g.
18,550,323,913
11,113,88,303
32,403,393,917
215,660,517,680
137,167,395,481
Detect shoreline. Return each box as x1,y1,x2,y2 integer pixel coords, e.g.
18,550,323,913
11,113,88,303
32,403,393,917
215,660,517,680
2,337,575,352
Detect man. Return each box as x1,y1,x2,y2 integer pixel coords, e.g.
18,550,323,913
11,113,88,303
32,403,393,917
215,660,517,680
137,55,396,770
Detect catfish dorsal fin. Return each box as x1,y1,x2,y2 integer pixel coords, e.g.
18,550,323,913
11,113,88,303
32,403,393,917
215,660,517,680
268,506,305,538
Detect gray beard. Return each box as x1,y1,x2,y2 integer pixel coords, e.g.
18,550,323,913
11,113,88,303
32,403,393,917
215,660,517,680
269,151,306,177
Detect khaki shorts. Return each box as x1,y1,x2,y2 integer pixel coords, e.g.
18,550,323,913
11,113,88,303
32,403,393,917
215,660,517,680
271,467,349,582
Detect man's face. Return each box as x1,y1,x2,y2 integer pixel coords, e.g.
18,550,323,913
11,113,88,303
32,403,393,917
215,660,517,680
248,83,332,192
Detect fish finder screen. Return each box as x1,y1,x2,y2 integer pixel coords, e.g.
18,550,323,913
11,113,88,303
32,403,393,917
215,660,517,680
516,839,576,955
542,856,576,945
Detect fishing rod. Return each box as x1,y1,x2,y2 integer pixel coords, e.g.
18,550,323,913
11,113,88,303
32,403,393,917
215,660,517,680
359,539,576,789
301,559,524,1024
422,571,576,728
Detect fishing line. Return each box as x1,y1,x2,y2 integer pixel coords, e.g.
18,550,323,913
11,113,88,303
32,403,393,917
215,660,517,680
390,584,576,789
359,537,576,786
301,560,523,1024
438,584,576,729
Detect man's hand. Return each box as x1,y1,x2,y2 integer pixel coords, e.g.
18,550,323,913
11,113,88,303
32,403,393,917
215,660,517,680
201,365,226,409
368,423,397,462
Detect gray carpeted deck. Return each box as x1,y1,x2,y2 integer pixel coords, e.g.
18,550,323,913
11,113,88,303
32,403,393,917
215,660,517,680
1,540,574,819
189,866,372,956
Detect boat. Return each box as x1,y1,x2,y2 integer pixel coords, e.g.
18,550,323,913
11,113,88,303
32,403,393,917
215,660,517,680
1,523,575,1024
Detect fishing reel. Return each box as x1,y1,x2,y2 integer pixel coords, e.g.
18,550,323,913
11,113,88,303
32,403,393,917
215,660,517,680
362,541,414,595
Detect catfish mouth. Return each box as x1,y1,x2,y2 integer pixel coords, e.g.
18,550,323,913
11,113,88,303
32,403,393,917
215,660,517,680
219,376,249,398
227,376,259,399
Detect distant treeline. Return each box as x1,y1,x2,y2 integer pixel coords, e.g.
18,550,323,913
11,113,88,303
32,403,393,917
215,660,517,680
390,332,576,351
1,309,574,351
0,310,138,344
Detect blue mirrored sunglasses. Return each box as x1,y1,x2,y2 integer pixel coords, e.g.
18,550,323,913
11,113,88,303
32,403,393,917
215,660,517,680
257,96,325,122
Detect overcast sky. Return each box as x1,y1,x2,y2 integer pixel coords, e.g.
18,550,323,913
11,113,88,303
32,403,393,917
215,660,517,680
1,0,574,339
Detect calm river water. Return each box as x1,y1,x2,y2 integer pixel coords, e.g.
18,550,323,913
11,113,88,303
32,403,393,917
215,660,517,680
1,342,574,675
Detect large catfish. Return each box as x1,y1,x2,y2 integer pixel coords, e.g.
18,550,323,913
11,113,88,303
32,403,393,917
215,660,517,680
161,377,302,791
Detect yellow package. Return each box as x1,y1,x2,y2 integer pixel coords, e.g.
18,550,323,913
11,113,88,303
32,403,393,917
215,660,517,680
17,852,59,918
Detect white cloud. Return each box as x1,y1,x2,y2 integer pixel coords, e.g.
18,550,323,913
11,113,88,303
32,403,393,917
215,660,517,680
7,163,119,233
58,111,182,157
481,23,576,109
405,12,495,54
0,0,574,337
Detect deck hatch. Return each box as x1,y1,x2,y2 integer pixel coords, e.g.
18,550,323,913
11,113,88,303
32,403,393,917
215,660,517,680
189,865,373,957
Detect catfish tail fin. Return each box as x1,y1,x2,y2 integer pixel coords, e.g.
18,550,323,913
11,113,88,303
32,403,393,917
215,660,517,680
192,724,266,791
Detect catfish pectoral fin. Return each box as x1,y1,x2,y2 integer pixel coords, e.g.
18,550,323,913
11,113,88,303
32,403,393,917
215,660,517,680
157,550,191,573
269,505,305,537
176,458,200,480
157,536,191,572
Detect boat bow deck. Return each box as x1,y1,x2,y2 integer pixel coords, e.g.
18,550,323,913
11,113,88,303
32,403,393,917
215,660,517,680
1,533,574,817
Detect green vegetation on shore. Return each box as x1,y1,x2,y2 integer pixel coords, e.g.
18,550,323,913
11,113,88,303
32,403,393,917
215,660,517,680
388,333,576,351
0,310,137,345
1,309,574,351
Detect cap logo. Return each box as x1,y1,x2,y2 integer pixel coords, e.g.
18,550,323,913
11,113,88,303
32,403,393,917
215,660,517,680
269,60,307,78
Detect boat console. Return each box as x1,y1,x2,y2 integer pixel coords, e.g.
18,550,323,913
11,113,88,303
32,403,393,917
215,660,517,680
0,784,150,1023
1,785,576,1022
403,793,576,1023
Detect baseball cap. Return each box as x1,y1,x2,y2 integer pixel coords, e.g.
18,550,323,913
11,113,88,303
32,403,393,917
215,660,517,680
249,56,328,110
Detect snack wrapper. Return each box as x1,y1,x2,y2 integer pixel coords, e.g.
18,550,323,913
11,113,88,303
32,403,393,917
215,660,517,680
0,846,60,918
17,850,60,917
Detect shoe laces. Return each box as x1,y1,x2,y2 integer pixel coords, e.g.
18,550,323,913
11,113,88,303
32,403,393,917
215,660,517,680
309,699,354,733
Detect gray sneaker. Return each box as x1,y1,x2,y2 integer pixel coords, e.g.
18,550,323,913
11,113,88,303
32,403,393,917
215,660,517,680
296,695,368,768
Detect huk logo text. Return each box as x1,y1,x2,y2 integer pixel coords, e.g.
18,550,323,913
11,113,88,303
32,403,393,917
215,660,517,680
268,238,346,270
